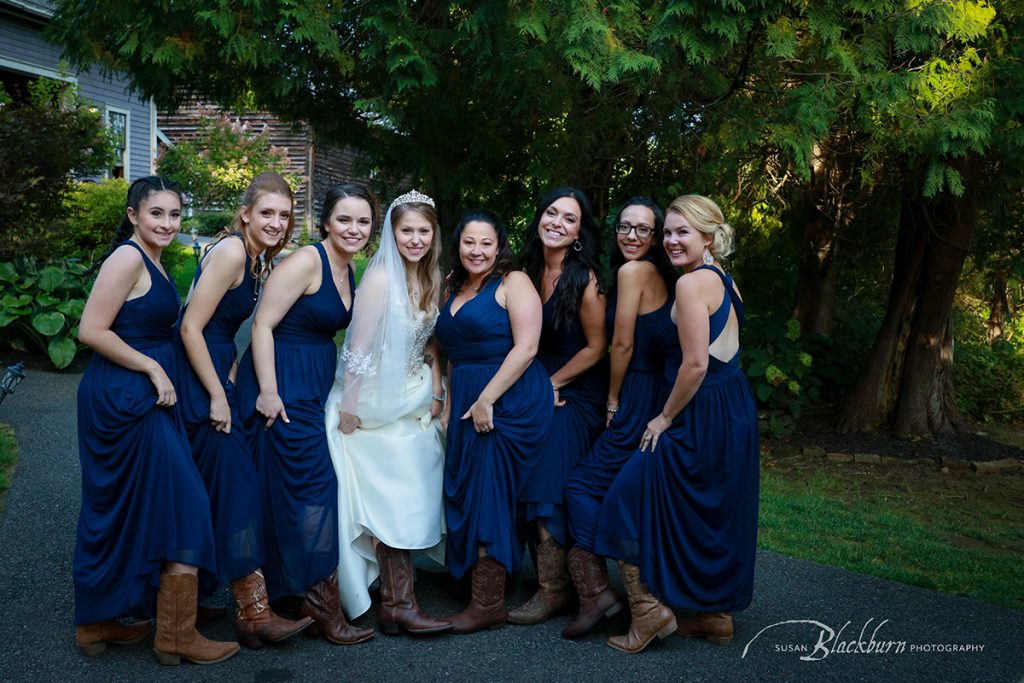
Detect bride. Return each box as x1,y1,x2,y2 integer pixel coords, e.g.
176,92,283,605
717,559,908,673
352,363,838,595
325,190,450,634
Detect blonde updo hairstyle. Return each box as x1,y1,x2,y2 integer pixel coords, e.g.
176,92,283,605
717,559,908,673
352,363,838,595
666,194,734,260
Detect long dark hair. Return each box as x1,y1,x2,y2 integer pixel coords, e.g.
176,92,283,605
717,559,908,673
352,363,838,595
446,209,514,297
608,196,677,295
319,182,380,240
91,176,184,272
519,186,603,331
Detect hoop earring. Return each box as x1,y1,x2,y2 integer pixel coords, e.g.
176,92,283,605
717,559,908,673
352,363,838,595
702,248,714,266
573,239,583,252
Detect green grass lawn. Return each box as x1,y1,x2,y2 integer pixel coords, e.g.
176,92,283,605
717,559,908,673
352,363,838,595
759,456,1024,612
164,240,198,299
0,423,18,512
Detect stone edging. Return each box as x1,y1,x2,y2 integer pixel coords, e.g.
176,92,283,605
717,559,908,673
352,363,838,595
800,446,1024,474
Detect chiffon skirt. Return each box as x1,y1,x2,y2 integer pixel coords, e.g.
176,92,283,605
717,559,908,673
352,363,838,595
595,365,760,611
519,353,604,546
565,369,662,552
236,340,340,599
177,338,263,586
74,344,216,624
445,360,553,579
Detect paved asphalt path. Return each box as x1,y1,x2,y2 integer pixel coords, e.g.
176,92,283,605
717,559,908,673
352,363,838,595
0,369,1021,682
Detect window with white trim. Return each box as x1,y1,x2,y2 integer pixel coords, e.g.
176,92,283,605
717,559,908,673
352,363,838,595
105,107,129,178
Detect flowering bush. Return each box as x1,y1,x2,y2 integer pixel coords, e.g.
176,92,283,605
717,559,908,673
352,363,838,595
157,110,301,212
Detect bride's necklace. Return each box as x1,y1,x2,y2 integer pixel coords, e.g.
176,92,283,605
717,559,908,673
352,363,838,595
406,276,420,301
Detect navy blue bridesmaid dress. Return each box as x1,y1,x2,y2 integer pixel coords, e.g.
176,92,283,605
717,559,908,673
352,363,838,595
564,291,670,553
175,235,263,587
594,265,760,612
519,282,606,545
435,278,554,579
74,241,216,624
235,242,354,599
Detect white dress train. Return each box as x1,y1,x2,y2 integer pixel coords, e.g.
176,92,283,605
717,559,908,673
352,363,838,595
325,309,446,619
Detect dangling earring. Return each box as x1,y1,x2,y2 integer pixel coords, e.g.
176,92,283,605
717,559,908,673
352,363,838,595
702,248,714,266
573,239,583,252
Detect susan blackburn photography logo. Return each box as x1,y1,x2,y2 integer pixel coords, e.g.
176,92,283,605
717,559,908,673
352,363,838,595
741,618,986,661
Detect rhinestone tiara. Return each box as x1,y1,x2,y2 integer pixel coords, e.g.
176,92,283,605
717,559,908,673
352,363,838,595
389,189,435,212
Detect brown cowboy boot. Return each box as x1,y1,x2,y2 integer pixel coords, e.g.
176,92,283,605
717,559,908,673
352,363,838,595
152,572,240,665
300,571,374,645
561,547,623,639
676,612,734,645
606,561,677,654
507,537,572,625
375,544,451,635
230,569,314,648
75,619,151,657
449,556,508,634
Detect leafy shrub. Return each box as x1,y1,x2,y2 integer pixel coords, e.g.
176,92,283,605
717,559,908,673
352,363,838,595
0,257,91,368
802,298,883,403
742,317,821,437
185,210,235,236
953,308,1024,424
0,77,116,258
57,178,129,259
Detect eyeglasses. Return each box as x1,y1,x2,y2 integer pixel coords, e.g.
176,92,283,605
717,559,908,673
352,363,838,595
615,223,654,239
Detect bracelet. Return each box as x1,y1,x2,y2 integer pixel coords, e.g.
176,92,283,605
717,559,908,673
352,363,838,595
432,394,445,402
606,406,618,414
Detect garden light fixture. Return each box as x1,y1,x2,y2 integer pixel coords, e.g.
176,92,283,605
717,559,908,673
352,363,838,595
0,361,26,406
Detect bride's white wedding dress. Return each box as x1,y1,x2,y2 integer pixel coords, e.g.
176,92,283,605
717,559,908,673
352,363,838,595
325,307,446,618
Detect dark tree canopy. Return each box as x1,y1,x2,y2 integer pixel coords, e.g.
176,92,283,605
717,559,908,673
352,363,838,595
49,0,1024,436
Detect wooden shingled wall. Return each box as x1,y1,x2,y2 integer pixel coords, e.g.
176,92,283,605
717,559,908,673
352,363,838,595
158,101,365,236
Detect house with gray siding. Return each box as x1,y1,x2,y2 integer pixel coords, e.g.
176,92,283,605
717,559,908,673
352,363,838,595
0,0,156,181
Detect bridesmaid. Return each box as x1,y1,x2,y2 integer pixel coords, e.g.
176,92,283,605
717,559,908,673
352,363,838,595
594,194,759,653
177,172,313,647
75,176,238,665
510,187,607,625
561,197,676,639
235,183,377,645
434,210,554,633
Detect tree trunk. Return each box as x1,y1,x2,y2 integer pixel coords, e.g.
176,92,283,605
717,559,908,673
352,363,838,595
986,266,1009,342
835,195,928,432
792,207,839,336
892,178,975,436
837,158,977,436
792,134,868,336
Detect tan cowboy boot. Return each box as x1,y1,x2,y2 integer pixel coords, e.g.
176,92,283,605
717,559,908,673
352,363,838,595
676,611,734,645
75,619,151,656
606,562,677,654
152,572,240,665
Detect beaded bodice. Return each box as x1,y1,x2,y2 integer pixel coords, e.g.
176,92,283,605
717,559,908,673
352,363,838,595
406,307,439,377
